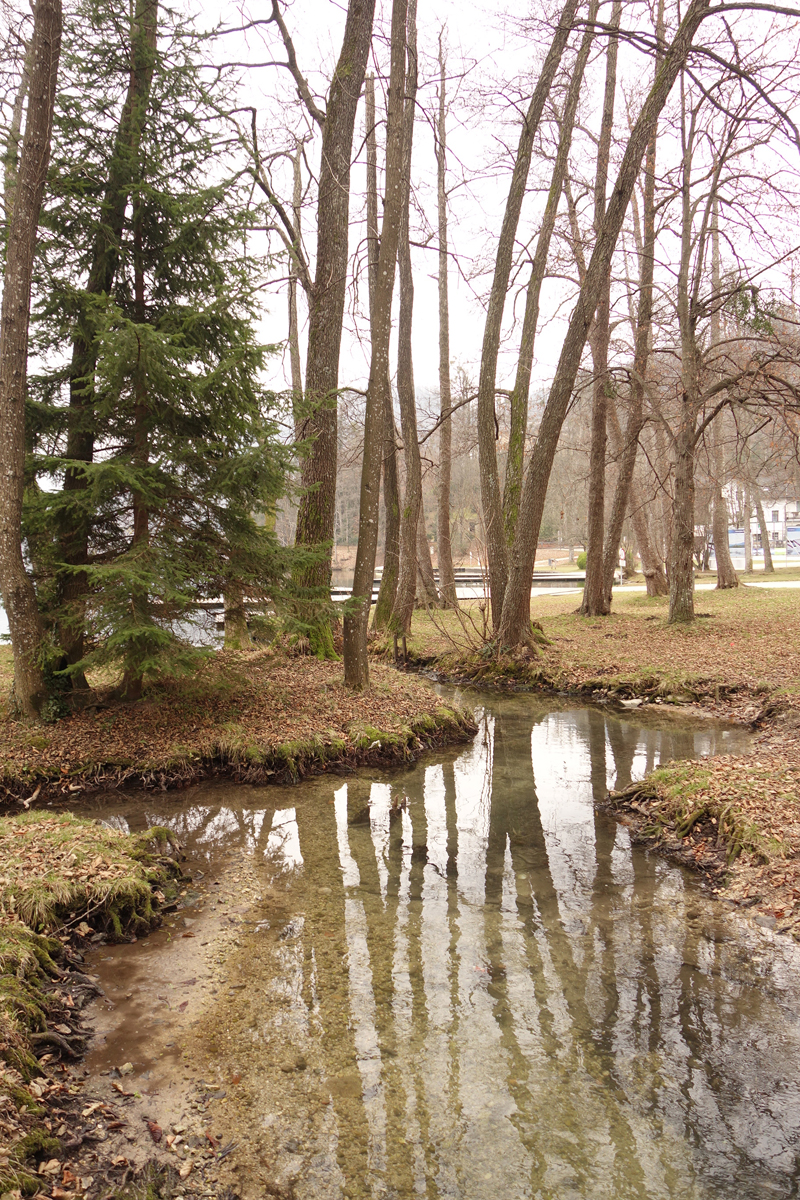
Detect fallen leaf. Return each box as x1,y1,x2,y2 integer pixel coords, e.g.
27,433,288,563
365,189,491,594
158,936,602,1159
147,1121,163,1144
178,1160,193,1179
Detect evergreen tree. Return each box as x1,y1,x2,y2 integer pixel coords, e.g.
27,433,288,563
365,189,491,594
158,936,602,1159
26,0,292,698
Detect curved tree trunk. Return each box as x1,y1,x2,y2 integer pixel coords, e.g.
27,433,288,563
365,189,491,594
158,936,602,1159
0,0,62,719
368,75,402,631
342,0,407,688
754,494,774,572
294,0,376,659
476,0,580,627
503,3,597,554
630,485,669,595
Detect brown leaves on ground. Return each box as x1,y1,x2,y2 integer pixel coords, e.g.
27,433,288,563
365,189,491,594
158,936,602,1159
0,649,461,801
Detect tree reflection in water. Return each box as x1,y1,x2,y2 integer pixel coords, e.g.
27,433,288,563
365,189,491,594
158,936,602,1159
85,699,799,1200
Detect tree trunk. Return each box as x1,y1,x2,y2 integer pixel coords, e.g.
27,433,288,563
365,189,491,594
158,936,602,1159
498,0,712,648
342,0,408,689
294,0,376,659
743,486,753,573
601,0,664,606
224,580,252,650
415,506,439,607
630,482,669,595
3,36,33,222
435,34,458,611
288,141,304,429
668,424,696,622
0,0,62,719
754,494,774,572
503,2,597,552
120,196,149,701
711,432,738,588
476,0,580,627
370,72,402,631
57,0,158,680
580,0,621,619
391,0,424,635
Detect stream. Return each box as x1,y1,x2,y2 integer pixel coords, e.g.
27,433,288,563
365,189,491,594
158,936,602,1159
76,696,800,1199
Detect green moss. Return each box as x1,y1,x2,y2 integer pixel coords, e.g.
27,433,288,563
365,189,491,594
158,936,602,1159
14,1129,61,1162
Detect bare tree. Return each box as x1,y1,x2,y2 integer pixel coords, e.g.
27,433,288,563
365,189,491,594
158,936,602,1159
435,31,458,610
497,0,714,647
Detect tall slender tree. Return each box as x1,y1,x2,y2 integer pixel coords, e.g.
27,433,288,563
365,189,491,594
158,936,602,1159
343,0,408,688
0,0,61,718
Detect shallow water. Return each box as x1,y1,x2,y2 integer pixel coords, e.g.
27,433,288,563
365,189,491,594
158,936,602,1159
80,698,800,1199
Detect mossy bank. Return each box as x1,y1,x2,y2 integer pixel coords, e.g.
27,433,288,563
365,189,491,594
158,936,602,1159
0,814,182,1195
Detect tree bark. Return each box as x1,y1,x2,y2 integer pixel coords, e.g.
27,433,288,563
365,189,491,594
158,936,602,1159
293,0,376,659
668,423,696,622
57,0,158,679
581,0,621,619
370,73,402,630
435,33,458,611
342,0,408,689
476,0,580,627
754,493,774,571
0,0,62,719
498,0,712,648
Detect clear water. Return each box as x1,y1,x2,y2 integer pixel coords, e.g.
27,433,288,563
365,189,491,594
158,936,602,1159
85,698,800,1199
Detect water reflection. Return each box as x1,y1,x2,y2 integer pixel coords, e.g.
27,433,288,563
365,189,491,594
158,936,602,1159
84,699,800,1199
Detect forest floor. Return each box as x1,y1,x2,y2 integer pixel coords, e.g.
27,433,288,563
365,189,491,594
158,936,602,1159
0,649,475,810
401,577,800,938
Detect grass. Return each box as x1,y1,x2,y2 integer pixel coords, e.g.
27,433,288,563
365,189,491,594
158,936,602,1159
402,584,800,706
